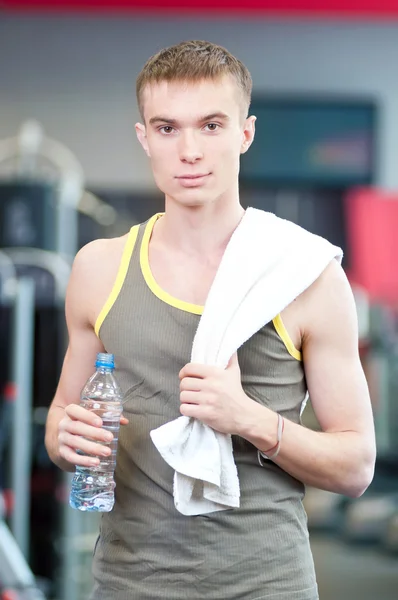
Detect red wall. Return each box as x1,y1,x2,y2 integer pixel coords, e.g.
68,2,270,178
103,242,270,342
3,0,398,18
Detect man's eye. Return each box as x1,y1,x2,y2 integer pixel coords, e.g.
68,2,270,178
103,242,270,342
160,126,174,134
205,123,219,131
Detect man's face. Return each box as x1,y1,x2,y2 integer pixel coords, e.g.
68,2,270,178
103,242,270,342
136,76,255,207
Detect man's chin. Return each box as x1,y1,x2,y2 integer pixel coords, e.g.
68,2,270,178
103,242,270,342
168,190,215,208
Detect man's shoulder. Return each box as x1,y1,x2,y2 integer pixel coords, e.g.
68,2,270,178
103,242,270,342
66,231,132,326
75,232,129,267
303,259,347,301
72,232,131,293
298,259,356,342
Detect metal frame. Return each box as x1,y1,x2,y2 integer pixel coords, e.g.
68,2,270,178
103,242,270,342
1,248,72,305
0,266,45,599
0,120,84,259
10,277,36,560
0,250,17,305
0,516,46,599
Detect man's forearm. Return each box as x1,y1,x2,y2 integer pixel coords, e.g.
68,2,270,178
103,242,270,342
45,405,75,472
241,401,375,498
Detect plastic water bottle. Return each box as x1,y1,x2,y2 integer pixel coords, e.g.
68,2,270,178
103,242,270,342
69,352,123,512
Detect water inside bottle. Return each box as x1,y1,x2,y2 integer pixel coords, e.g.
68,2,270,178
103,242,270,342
69,397,123,512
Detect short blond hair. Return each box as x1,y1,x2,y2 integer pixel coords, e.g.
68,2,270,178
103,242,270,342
136,40,252,120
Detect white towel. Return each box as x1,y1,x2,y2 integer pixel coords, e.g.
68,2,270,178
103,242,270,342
150,208,343,516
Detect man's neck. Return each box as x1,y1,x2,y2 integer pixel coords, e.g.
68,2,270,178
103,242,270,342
153,199,245,258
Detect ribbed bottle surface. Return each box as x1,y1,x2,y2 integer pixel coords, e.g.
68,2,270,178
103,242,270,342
69,354,123,512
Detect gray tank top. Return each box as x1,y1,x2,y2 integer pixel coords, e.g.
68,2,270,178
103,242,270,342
91,214,318,600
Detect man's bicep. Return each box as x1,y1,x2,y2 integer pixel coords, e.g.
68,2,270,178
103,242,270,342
52,252,104,410
301,263,374,437
55,329,104,410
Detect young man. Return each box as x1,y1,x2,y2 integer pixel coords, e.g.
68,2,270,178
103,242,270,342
45,41,376,599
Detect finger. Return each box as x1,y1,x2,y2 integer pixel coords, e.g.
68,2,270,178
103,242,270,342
180,403,205,419
59,432,111,458
180,377,202,392
180,390,201,405
61,419,113,443
65,404,103,427
120,415,129,425
59,445,100,468
179,363,218,380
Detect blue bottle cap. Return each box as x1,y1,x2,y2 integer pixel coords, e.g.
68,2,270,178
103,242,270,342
95,352,115,369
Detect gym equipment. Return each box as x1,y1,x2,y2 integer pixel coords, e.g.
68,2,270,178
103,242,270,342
0,262,46,600
0,121,84,599
0,120,83,258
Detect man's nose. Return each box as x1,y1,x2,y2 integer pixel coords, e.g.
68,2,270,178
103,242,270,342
178,131,203,163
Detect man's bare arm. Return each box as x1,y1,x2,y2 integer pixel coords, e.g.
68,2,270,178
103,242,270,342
242,260,376,497
45,239,126,472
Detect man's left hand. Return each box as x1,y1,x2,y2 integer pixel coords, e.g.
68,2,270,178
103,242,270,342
179,353,256,435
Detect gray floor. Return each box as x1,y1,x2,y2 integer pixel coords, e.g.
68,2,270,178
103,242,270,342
311,534,398,600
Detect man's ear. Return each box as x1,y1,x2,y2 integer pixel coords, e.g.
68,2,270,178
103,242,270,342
135,122,151,157
240,115,256,155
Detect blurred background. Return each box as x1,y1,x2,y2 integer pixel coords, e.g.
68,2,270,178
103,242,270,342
1,1,398,599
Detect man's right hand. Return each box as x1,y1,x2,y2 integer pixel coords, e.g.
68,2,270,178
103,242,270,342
58,404,129,468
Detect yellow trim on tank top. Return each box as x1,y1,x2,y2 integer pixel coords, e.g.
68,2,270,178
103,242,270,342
141,213,301,358
97,212,301,359
140,213,204,315
94,224,140,337
272,313,302,361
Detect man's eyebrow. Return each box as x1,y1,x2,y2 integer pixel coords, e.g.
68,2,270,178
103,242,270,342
149,116,178,126
199,112,230,122
148,112,230,126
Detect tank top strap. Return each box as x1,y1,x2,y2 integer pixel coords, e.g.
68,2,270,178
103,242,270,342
94,221,141,337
